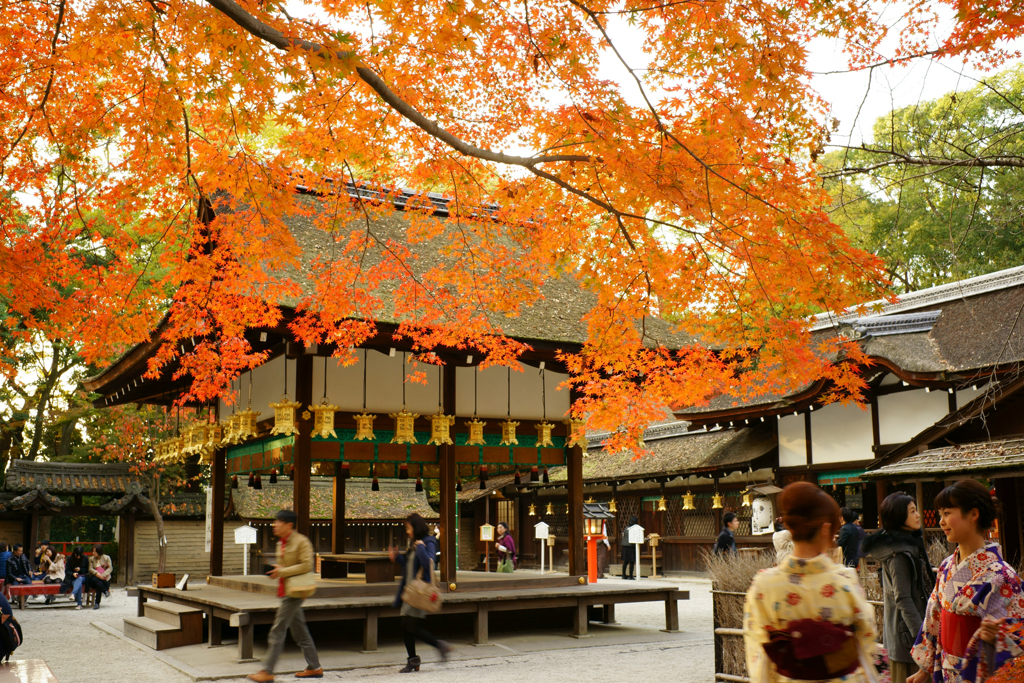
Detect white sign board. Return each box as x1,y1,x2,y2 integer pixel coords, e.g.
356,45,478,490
234,525,258,545
479,524,495,542
534,521,550,540
204,487,213,553
627,524,645,545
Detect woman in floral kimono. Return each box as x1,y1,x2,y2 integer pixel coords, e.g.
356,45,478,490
744,482,878,683
910,479,1024,683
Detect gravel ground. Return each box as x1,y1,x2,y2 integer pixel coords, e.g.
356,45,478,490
9,578,714,683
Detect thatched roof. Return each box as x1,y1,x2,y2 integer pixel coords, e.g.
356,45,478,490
231,478,437,521
862,437,1024,481
677,268,1024,422
273,192,690,348
546,426,776,484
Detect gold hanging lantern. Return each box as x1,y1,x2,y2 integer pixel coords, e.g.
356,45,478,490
563,417,587,450
221,414,239,445
465,418,487,446
657,496,668,512
153,439,167,463
528,503,536,516
165,436,183,463
499,419,520,446
236,405,260,442
270,395,303,436
545,501,554,515
390,408,419,444
712,491,724,509
535,421,555,448
205,423,223,450
309,398,340,439
608,498,618,513
183,424,203,455
682,490,696,511
353,412,377,441
742,491,753,507
427,411,455,446
585,496,596,504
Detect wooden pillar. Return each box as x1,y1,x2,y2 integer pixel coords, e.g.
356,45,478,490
332,464,346,554
28,511,39,551
124,512,136,585
567,443,585,576
915,481,925,526
994,478,1022,568
210,446,225,576
439,363,458,584
876,481,888,509
804,411,813,466
293,353,314,538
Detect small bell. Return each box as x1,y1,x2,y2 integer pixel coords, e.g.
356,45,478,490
415,478,423,493
254,474,263,490
270,469,277,485
514,470,522,486
682,491,696,510
247,472,255,488
712,491,724,509
399,464,409,480
341,461,351,479
231,475,239,489
530,466,539,483
542,467,549,484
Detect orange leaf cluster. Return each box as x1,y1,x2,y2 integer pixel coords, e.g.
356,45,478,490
0,0,1014,450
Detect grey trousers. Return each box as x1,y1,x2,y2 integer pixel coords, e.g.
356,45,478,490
264,596,320,673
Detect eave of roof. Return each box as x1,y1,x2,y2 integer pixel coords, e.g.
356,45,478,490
862,437,1024,480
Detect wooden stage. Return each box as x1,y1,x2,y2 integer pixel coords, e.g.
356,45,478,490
133,573,687,661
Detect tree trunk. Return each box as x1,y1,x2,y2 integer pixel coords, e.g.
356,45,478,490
148,476,167,573
26,343,67,461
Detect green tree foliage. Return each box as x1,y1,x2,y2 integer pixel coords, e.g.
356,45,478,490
823,65,1024,293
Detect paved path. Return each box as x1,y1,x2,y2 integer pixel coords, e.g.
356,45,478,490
7,577,714,682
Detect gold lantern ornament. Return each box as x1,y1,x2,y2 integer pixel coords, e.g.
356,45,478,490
535,421,555,448
427,411,455,446
528,503,536,516
563,417,587,450
499,419,520,446
608,498,618,513
390,408,419,444
712,491,724,509
682,491,696,511
465,418,487,446
353,412,376,441
309,398,340,439
742,490,753,507
205,422,223,450
221,413,240,446
270,394,303,436
657,496,668,512
545,501,554,516
235,405,260,442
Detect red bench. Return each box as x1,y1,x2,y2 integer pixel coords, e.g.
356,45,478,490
8,582,60,610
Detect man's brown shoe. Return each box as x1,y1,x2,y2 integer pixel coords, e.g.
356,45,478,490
295,669,324,679
246,672,274,682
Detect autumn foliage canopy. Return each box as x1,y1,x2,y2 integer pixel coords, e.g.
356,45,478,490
2,0,1021,448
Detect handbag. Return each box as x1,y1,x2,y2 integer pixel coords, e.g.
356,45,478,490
401,557,443,614
1,613,22,660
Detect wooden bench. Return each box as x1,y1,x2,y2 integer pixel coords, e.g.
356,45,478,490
8,583,59,610
319,553,396,583
0,659,61,682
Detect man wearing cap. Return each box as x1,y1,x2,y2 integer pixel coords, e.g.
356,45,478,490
247,509,323,681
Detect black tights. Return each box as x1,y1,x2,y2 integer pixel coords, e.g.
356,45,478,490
402,615,439,658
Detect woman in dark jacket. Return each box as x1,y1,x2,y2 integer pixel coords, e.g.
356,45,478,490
390,513,453,673
862,493,936,683
61,546,90,609
714,512,739,554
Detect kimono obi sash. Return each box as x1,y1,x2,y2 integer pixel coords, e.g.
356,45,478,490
763,618,860,680
940,609,981,658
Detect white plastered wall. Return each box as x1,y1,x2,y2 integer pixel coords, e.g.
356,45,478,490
877,388,950,445
221,352,570,419
778,414,807,468
810,402,873,464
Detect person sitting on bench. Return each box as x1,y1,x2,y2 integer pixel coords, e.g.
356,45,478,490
41,550,64,605
61,546,89,609
86,544,112,610
5,546,31,586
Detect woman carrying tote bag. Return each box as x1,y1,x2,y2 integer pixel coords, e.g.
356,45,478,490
390,513,454,673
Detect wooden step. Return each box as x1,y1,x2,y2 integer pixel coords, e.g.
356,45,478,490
144,600,203,627
123,613,205,651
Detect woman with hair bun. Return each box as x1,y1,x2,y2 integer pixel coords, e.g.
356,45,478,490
909,479,1024,683
743,482,878,683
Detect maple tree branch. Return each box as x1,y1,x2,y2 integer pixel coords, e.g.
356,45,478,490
820,146,1024,179
204,0,589,167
